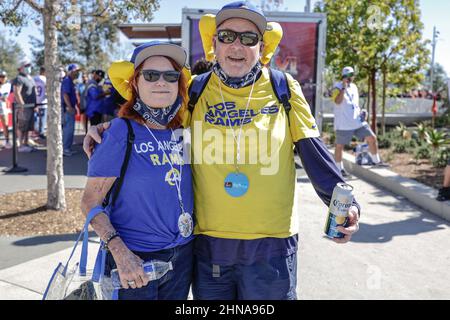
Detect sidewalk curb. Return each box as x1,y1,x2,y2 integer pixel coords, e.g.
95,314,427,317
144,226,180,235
335,150,450,222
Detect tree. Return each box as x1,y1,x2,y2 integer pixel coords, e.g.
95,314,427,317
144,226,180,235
0,33,25,77
1,0,160,210
316,0,430,134
426,63,448,94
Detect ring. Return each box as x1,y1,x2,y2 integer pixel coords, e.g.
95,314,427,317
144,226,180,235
127,280,136,285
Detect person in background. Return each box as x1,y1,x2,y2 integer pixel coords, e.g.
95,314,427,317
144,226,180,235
13,59,37,153
77,73,89,134
332,66,388,177
0,70,12,149
191,58,213,76
436,161,450,202
86,69,108,126
61,63,81,157
34,66,47,139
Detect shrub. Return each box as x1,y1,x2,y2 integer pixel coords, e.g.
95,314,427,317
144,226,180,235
329,132,336,145
431,148,449,168
414,146,431,160
408,139,417,148
393,141,408,153
425,129,448,151
378,135,392,149
395,122,408,138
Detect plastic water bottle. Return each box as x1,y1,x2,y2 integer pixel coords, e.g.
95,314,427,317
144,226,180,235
110,260,173,289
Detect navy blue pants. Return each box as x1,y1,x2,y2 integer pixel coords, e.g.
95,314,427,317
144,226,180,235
104,241,194,300
192,252,297,300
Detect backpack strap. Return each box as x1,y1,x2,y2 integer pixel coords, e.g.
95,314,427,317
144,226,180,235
187,71,212,113
102,118,135,208
269,68,292,123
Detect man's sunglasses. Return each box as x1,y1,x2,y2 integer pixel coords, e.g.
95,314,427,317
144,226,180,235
217,30,261,47
343,73,354,79
140,70,180,83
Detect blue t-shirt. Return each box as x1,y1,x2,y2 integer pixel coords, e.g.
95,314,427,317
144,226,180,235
86,80,104,117
88,118,194,252
61,76,77,112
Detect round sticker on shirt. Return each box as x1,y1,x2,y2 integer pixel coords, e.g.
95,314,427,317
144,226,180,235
224,172,249,197
178,212,193,238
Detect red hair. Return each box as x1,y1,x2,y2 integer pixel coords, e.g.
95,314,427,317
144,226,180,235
118,57,188,129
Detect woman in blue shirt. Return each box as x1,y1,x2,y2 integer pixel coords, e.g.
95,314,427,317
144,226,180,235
80,42,194,300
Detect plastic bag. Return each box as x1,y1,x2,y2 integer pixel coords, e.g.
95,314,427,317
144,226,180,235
355,143,374,166
43,206,113,300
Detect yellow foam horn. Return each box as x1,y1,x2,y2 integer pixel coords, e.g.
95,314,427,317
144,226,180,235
199,14,217,62
261,22,283,65
108,60,135,101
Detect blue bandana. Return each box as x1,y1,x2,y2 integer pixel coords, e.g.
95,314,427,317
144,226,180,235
133,96,182,128
212,61,262,89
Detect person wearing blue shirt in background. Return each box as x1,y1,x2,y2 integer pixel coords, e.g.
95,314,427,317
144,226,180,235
100,80,125,122
86,70,108,126
80,42,194,300
61,63,80,157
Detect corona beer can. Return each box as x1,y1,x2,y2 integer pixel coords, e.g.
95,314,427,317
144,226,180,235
324,183,354,238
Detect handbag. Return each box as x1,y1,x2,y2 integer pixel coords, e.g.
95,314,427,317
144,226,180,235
42,206,113,300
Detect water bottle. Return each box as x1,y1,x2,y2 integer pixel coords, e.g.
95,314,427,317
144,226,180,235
110,260,173,289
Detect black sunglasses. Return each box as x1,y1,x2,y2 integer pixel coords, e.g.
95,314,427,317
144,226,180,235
140,70,180,83
217,30,261,47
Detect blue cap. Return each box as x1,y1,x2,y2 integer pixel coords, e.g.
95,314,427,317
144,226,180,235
67,63,80,72
130,41,187,69
216,1,267,35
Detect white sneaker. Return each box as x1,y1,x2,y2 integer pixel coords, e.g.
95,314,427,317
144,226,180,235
18,145,34,153
3,141,12,149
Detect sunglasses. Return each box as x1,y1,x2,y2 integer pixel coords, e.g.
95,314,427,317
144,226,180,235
140,70,180,83
217,30,261,47
343,73,354,78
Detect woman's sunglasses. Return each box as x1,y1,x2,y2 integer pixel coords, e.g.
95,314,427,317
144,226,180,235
140,70,180,83
217,30,261,47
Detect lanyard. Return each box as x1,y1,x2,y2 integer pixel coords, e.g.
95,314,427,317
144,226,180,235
144,125,186,214
218,75,257,172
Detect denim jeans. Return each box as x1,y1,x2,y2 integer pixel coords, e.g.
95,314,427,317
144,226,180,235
192,252,297,300
62,111,75,151
35,107,47,135
104,240,194,300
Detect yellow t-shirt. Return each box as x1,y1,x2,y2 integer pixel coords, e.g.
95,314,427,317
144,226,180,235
188,68,319,239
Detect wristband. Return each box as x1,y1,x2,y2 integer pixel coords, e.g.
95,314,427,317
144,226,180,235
102,231,120,251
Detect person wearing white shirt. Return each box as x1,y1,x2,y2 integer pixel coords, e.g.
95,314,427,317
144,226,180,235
0,70,12,149
34,66,47,138
332,66,388,177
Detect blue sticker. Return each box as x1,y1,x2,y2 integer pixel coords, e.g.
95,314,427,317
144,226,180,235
224,172,249,197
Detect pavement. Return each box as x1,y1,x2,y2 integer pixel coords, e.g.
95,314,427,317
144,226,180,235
1,132,450,300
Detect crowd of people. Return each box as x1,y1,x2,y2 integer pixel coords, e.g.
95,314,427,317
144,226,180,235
0,60,124,156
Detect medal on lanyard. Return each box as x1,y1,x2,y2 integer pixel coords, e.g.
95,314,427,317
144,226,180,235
178,212,193,238
218,74,256,198
144,125,193,237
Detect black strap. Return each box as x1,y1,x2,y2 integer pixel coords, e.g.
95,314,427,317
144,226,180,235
102,118,135,208
187,71,212,113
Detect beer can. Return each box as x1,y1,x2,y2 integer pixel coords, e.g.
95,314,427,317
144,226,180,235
324,182,354,239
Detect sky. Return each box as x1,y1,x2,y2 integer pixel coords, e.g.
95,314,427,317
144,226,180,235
1,0,449,75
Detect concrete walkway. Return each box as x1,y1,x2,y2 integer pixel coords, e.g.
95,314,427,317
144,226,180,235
1,165,449,299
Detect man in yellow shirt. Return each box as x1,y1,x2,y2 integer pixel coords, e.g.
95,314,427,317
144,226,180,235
84,0,361,300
